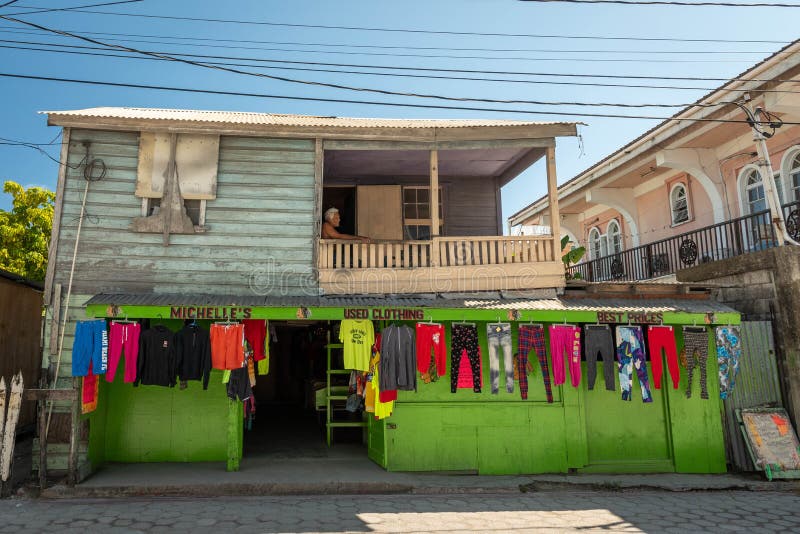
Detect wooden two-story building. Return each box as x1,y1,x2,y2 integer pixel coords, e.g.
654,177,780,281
39,107,737,480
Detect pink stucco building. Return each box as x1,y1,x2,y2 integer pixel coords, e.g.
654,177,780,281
510,40,800,282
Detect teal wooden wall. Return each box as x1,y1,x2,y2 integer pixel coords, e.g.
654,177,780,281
53,130,317,297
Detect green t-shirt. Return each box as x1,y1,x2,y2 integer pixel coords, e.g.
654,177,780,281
339,320,374,371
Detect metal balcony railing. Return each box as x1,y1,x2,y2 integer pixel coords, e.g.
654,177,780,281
567,201,800,282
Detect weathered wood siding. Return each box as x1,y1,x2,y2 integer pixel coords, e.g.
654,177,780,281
52,130,317,297
0,278,42,428
444,177,500,236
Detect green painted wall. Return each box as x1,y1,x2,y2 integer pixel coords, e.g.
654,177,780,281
373,321,726,475
88,320,236,464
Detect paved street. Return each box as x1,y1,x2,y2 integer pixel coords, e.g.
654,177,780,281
1,490,799,533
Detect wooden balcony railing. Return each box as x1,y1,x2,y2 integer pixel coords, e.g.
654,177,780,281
568,200,800,282
318,235,563,294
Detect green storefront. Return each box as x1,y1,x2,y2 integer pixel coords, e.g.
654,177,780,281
80,290,738,476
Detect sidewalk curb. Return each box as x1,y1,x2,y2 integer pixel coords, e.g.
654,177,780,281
35,478,800,499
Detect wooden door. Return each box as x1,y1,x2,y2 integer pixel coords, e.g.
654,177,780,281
357,185,403,240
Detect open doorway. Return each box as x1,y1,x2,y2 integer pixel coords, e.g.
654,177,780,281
321,187,356,236
243,321,365,458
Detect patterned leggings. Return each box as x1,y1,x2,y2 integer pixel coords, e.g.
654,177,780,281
716,326,741,400
518,325,553,403
451,324,481,393
683,328,709,399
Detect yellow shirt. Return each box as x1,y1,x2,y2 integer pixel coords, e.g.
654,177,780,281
339,320,374,372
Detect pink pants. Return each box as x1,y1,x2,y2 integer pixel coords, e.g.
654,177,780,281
106,322,141,383
549,325,582,387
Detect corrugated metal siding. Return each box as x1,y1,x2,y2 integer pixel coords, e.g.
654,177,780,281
445,178,499,236
721,321,784,471
52,130,317,296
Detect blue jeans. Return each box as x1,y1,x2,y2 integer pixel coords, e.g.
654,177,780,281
487,323,513,394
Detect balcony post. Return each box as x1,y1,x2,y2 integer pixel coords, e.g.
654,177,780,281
546,145,562,261
430,149,441,266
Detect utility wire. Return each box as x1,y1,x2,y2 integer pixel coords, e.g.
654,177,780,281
4,0,142,17
3,34,796,86
0,1,20,8
6,40,800,97
0,25,781,55
5,71,800,126
0,29,757,63
520,0,800,6
0,16,755,108
2,18,795,110
11,7,791,44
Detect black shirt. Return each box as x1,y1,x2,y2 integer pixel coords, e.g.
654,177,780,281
135,325,176,387
174,324,212,390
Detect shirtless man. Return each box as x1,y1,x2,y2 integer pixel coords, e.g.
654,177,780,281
321,207,370,242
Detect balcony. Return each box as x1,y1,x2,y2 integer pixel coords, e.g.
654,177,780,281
568,201,800,282
318,235,564,295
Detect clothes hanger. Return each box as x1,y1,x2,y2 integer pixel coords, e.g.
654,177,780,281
113,314,137,325
456,316,475,327
214,319,240,326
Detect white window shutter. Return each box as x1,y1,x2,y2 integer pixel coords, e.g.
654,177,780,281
136,132,219,200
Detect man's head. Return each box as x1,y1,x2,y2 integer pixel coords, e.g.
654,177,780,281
324,207,340,225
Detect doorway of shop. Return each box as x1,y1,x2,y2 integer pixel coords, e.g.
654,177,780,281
243,321,366,459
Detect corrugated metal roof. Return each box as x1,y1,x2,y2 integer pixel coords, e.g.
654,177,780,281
84,293,738,314
43,107,576,129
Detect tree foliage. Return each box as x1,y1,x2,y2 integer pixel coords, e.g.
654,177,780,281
0,180,55,281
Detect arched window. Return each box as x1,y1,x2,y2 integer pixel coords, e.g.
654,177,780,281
783,149,800,202
606,219,622,254
589,227,603,260
742,168,766,215
670,183,690,225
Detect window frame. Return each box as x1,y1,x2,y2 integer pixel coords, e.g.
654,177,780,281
401,185,444,240
669,182,691,226
738,166,767,216
606,219,623,255
780,146,800,203
588,227,603,260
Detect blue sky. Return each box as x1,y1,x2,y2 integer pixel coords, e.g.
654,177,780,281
1,0,798,224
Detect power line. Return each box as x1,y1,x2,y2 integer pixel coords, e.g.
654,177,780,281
4,37,799,98
3,33,793,85
1,16,756,109
4,1,142,17
0,28,757,63
520,0,800,6
4,71,800,126
11,6,792,44
0,25,781,55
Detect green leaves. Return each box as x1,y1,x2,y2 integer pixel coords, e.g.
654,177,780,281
0,180,55,281
560,235,586,281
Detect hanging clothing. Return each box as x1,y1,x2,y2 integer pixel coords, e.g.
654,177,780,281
174,323,212,390
487,323,514,395
243,319,267,362
339,319,374,372
379,324,416,393
210,323,245,370
135,325,177,387
368,351,394,420
615,326,653,403
450,324,481,393
514,352,534,400
106,321,140,383
647,325,680,390
549,325,582,388
715,326,741,400
257,322,270,375
584,325,616,391
72,319,108,377
415,322,447,378
227,366,252,402
518,325,553,403
81,360,99,414
683,327,710,399
457,347,484,389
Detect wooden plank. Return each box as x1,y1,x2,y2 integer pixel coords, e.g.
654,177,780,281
23,389,78,402
420,243,428,267
44,128,71,305
67,377,79,487
38,397,47,489
369,243,377,268
49,283,62,356
313,138,324,272
324,138,555,151
546,146,562,263
1,373,22,492
357,186,403,240
393,243,401,268
430,150,440,237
